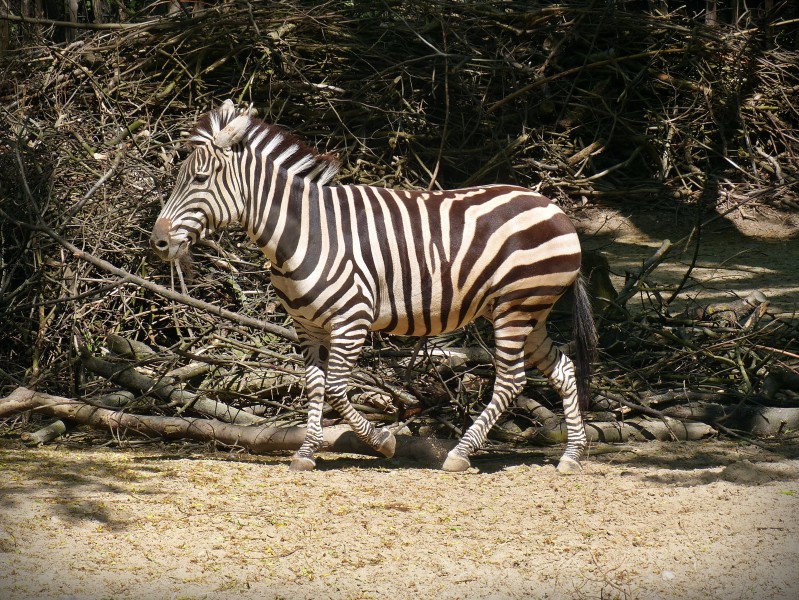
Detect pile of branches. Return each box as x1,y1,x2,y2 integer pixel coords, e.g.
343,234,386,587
1,1,798,458
3,1,798,197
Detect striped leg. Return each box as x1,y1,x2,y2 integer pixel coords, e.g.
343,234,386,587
525,329,587,474
291,322,396,472
290,325,328,471
443,320,529,472
325,323,396,458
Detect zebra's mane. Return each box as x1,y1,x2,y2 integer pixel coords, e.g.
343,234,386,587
187,101,340,185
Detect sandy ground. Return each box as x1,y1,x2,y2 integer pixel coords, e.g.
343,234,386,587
1,439,799,600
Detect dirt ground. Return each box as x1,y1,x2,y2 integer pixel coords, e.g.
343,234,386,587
574,204,799,311
2,207,798,600
1,439,799,600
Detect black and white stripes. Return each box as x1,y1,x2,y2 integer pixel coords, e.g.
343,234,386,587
151,100,597,472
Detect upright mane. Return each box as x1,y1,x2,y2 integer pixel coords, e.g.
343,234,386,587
186,100,340,185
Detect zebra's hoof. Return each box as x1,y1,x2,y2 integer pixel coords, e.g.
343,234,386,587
289,456,316,471
375,429,396,458
442,452,471,472
556,456,583,475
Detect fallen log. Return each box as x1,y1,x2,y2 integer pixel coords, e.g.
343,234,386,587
81,353,267,426
93,390,136,408
20,420,68,446
0,387,455,466
518,415,715,445
726,406,799,437
622,416,716,441
499,395,715,445
697,291,769,325
761,369,799,401
662,401,729,421
2,386,714,468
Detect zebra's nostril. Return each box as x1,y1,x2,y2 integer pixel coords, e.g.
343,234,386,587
151,217,174,254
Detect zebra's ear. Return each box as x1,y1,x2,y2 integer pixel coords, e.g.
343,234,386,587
214,114,251,149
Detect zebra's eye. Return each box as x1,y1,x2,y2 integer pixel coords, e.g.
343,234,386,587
193,172,210,184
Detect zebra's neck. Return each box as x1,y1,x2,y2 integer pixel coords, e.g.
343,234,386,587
244,161,326,275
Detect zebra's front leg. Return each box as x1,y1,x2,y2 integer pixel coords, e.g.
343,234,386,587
290,328,327,471
326,323,396,459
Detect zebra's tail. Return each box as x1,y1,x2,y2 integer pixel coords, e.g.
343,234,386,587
572,275,598,411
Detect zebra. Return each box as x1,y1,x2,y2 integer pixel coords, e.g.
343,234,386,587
151,100,597,473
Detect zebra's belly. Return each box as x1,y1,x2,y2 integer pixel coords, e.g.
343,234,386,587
369,295,489,337
369,261,579,337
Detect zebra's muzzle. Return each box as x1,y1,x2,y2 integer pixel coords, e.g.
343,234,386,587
150,217,188,261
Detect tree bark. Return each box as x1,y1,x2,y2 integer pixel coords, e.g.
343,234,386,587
20,420,68,446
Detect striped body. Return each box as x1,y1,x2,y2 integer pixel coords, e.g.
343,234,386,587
152,101,596,472
266,183,581,336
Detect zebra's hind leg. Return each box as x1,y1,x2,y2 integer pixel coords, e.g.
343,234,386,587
443,323,529,472
526,331,587,475
550,350,586,475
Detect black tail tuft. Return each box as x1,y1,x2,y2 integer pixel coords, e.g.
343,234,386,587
572,276,598,411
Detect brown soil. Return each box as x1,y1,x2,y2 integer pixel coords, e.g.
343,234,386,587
1,439,798,600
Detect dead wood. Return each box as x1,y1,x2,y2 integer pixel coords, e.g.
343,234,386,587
80,353,267,426
586,418,715,443
42,222,297,343
661,402,730,422
94,391,136,408
761,370,799,401
20,420,68,446
697,291,769,324
495,414,713,446
615,240,673,307
727,406,799,437
0,387,454,466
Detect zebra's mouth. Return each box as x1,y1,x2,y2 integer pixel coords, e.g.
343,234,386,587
150,217,191,261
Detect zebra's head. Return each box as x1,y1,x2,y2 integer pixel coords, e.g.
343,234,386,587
151,100,253,262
